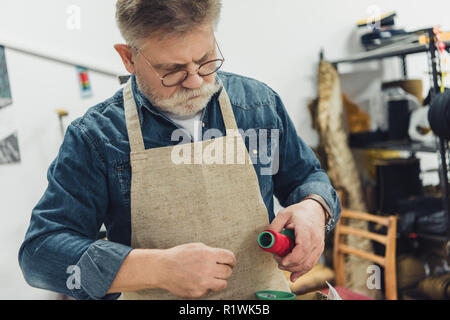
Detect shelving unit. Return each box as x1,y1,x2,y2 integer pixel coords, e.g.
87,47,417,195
353,140,437,154
328,27,450,240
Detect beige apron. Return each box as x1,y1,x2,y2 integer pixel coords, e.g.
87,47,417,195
121,78,290,300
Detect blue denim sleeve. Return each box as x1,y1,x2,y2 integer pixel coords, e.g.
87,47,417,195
18,123,133,300
271,92,341,232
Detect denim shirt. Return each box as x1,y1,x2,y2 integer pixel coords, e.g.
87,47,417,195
18,71,341,300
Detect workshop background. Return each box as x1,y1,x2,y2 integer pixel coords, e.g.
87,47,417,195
0,0,449,299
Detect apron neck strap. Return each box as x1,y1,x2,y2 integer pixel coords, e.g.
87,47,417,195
123,78,145,153
123,77,238,153
217,79,239,134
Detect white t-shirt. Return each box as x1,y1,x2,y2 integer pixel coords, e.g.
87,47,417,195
160,109,203,142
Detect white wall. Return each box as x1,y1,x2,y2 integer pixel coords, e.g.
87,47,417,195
0,49,120,299
0,0,449,299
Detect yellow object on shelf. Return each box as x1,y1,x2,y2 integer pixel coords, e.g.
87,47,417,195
418,32,450,45
356,11,396,28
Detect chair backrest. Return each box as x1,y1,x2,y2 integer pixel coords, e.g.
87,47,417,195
333,209,398,300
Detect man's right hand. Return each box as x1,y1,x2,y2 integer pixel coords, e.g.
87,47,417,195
157,242,236,299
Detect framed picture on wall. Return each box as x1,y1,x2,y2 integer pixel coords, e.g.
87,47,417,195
0,46,12,109
0,45,20,164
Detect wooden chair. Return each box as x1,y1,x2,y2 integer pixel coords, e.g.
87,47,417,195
333,209,398,300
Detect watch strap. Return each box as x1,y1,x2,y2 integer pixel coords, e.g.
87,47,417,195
302,194,335,233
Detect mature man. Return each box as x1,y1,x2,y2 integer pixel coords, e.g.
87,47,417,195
19,0,341,300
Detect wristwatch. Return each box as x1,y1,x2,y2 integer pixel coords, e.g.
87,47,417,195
302,194,335,233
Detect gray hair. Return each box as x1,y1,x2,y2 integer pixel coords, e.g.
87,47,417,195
116,0,222,48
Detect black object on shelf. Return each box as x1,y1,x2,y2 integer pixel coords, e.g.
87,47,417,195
397,196,443,215
428,90,450,140
397,196,448,238
361,29,409,51
349,130,389,148
387,99,412,140
375,157,423,213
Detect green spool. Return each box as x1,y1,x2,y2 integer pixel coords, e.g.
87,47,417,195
256,229,296,301
256,290,296,300
258,231,275,249
257,228,295,249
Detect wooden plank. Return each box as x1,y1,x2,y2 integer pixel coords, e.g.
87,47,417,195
333,223,346,286
338,244,386,266
384,216,398,300
341,209,390,226
339,225,387,245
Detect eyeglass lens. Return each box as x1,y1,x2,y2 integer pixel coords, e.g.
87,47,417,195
162,59,224,87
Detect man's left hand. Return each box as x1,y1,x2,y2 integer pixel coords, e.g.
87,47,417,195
268,199,326,283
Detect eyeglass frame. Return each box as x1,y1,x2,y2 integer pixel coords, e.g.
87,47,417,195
131,36,225,87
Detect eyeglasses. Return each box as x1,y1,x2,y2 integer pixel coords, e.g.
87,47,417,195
134,37,225,87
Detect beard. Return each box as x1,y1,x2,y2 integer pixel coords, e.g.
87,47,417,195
135,74,222,116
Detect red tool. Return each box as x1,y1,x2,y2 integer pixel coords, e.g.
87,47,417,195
257,229,295,257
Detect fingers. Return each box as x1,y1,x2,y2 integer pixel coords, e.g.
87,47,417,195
215,248,236,268
275,244,324,282
272,227,322,282
213,263,233,280
280,233,311,267
268,203,327,283
210,278,228,292
268,210,292,233
209,262,232,294
290,271,305,282
166,243,236,298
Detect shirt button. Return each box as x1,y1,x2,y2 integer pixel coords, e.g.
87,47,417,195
252,149,258,155
202,122,205,128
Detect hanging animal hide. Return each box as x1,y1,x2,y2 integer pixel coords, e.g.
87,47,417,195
314,60,379,298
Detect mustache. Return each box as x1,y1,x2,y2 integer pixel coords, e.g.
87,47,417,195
162,81,221,104
135,74,222,116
